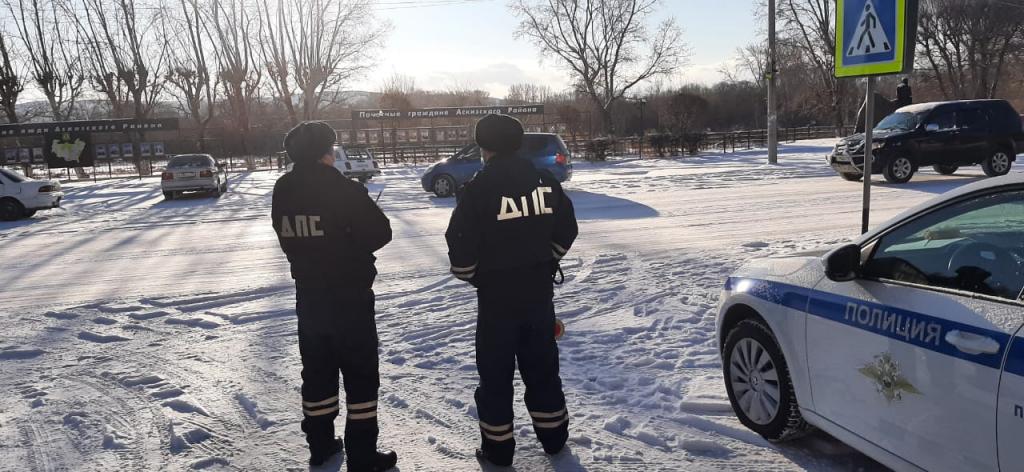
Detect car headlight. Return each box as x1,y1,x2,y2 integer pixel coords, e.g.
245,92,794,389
872,141,885,150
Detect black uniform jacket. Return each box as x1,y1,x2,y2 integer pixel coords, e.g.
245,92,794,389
272,163,392,290
445,153,578,292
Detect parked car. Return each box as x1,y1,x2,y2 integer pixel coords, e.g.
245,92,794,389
285,145,382,183
161,154,228,200
420,133,573,197
828,99,1024,183
717,173,1024,472
0,168,63,221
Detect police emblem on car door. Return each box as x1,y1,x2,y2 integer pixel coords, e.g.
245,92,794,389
807,189,1024,472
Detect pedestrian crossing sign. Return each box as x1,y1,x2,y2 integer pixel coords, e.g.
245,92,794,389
835,0,916,77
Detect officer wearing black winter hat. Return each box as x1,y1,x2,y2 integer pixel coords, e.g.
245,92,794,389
271,121,398,471
446,114,579,466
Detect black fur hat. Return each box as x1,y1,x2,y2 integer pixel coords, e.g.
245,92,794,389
284,121,337,165
475,114,524,154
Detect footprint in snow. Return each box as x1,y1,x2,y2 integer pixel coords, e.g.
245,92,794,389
78,331,130,343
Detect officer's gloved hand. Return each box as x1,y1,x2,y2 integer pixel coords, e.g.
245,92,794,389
455,183,467,202
551,260,565,285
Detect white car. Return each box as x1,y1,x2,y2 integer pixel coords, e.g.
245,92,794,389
0,168,63,221
161,154,228,200
717,174,1024,472
285,145,382,183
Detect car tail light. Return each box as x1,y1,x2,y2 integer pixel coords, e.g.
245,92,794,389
161,172,174,180
200,169,213,178
345,162,352,170
555,153,568,166
38,185,54,193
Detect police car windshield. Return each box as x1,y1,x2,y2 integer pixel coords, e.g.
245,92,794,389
0,168,27,183
168,155,214,168
875,112,920,132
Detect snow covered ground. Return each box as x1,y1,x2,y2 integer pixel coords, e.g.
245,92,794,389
2,139,1018,471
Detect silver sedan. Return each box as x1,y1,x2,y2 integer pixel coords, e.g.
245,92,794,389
160,154,228,200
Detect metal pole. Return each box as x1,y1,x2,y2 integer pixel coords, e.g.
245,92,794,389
862,76,875,234
767,0,778,164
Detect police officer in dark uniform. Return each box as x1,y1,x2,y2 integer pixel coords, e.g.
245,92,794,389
272,121,398,471
445,114,579,466
896,77,912,107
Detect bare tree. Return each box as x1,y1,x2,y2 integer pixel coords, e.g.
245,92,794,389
5,0,84,121
165,0,217,151
211,0,262,157
75,0,168,120
260,0,387,125
779,0,849,135
0,24,24,123
505,83,554,104
378,72,416,109
511,0,687,135
917,0,1024,99
444,80,490,107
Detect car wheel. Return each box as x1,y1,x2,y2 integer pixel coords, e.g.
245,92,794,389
433,175,456,198
982,149,1012,177
221,181,228,193
839,172,862,182
0,198,25,221
23,209,37,218
933,165,958,175
163,191,175,201
723,319,811,442
882,155,916,183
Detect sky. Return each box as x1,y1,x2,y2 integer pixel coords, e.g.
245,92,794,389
354,0,763,97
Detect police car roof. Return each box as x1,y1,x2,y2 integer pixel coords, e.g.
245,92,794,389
858,173,1024,242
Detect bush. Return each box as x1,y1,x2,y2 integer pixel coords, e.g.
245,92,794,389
585,137,615,161
680,132,707,156
646,133,675,157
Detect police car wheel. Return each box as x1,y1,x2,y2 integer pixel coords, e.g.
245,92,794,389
933,165,958,175
0,198,24,221
882,155,915,183
982,149,1012,177
839,172,862,182
433,175,456,198
163,191,175,201
23,209,36,218
723,319,811,442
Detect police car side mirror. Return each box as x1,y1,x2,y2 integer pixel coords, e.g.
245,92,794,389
824,244,862,282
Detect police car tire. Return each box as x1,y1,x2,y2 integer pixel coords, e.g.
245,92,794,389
839,172,862,182
723,319,811,442
933,165,958,175
163,191,175,201
0,198,24,221
882,155,915,184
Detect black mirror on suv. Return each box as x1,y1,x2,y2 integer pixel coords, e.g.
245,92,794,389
824,244,862,282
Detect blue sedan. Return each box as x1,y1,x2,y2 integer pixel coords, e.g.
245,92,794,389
421,133,572,197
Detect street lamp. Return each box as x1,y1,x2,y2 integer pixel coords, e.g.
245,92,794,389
632,97,648,159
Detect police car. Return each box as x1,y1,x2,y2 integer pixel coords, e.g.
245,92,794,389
717,174,1024,472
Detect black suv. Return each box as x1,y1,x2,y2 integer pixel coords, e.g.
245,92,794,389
828,99,1024,183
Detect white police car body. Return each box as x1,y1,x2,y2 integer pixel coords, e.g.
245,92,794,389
717,174,1024,472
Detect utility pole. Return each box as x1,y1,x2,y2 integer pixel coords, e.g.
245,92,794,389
767,0,778,164
862,76,875,234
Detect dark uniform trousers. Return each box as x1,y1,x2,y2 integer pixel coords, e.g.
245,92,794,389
475,275,569,464
296,285,380,469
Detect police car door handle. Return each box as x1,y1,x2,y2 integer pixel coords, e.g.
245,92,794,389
945,330,1000,355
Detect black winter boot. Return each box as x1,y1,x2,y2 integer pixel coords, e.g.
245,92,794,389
347,449,397,472
475,447,513,467
309,437,344,467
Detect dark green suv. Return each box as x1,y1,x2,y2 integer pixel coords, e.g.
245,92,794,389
828,99,1024,183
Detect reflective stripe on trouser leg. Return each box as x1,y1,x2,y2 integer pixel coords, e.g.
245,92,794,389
347,399,378,421
302,395,341,417
530,408,568,429
479,420,514,442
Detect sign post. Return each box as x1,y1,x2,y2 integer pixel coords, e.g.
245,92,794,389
835,0,917,234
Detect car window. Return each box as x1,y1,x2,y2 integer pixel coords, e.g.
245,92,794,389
958,109,988,130
875,112,921,132
925,111,956,131
453,144,480,161
0,168,26,183
347,148,372,160
168,155,214,168
863,190,1024,301
516,135,566,159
